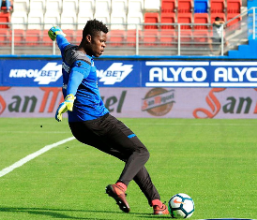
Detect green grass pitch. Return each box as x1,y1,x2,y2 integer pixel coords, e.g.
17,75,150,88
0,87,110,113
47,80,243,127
0,118,257,220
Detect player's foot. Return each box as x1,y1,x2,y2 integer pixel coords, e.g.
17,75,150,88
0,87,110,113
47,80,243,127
106,184,130,213
153,203,169,215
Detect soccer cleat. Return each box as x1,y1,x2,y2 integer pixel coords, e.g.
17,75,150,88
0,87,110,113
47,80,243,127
105,184,130,213
153,204,170,215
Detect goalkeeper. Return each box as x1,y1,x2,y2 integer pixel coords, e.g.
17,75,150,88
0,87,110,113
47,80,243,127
49,19,169,215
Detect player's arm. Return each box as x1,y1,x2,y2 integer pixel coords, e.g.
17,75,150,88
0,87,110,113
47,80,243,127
48,26,69,52
55,60,91,122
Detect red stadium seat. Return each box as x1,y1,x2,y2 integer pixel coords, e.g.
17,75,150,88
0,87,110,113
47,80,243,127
194,13,210,29
108,30,125,46
227,0,241,13
210,0,225,13
160,30,177,46
193,29,210,43
178,0,193,13
0,29,10,45
161,0,176,13
226,13,242,30
142,29,159,46
0,12,10,28
26,30,42,45
11,29,26,46
178,13,192,29
62,29,76,43
126,29,137,46
144,12,159,29
42,30,54,46
161,13,176,29
180,30,193,45
210,13,225,23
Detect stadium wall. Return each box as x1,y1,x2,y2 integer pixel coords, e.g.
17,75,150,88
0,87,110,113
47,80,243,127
0,56,257,119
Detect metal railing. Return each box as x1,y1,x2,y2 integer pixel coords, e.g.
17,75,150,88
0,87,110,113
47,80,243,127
0,8,256,56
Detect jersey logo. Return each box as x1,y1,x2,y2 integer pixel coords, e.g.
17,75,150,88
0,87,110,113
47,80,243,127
97,63,133,85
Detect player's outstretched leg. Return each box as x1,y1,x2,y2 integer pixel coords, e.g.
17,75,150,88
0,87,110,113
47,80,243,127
152,200,169,215
105,183,130,213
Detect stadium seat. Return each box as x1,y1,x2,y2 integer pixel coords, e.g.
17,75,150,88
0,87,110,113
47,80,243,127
128,0,144,14
62,0,78,14
210,13,225,23
126,29,137,46
26,29,42,45
42,29,54,45
193,29,210,43
177,13,192,29
45,0,62,14
110,14,127,30
11,29,26,45
11,12,27,29
62,29,76,43
226,13,242,30
160,13,176,29
144,12,159,29
0,29,10,45
178,0,193,13
13,0,29,13
161,0,176,13
142,29,159,46
145,0,160,10
78,0,94,15
194,13,209,29
77,14,91,30
112,0,127,15
108,29,125,46
27,12,44,29
44,12,60,29
94,0,111,22
127,13,144,29
29,0,46,14
0,12,10,28
180,30,193,45
210,0,225,13
61,12,77,29
227,0,241,13
160,29,177,46
194,0,209,13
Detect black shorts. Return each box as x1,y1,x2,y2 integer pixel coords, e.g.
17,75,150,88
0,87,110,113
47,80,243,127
68,113,147,161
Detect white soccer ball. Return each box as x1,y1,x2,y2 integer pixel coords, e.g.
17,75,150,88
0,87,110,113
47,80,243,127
168,193,195,218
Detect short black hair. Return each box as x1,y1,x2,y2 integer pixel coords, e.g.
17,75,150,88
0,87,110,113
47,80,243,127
82,19,109,39
215,17,222,21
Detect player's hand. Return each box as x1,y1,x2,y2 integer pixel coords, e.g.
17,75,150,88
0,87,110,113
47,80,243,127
55,94,75,122
48,26,66,41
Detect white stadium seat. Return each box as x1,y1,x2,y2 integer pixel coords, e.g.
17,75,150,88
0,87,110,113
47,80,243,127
44,12,61,29
45,0,62,14
11,12,28,29
127,0,144,14
61,12,77,29
62,0,78,14
94,0,111,24
13,0,30,13
29,0,46,14
110,14,127,30
127,13,143,29
78,0,94,15
27,12,44,29
144,0,160,10
77,14,91,29
111,0,127,15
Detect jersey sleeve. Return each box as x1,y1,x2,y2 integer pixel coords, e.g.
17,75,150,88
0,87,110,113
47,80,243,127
66,60,91,96
56,35,70,53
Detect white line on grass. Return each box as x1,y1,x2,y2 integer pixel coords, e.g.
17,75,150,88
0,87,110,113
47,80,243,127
0,136,75,178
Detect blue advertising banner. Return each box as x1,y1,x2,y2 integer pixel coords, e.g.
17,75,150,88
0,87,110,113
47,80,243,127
1,59,257,88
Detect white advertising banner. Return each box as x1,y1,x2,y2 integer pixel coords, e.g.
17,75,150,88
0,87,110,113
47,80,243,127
0,87,257,119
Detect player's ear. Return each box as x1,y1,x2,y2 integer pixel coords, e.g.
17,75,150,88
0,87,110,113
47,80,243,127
85,34,92,43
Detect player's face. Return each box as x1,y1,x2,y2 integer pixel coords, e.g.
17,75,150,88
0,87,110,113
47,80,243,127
91,31,107,57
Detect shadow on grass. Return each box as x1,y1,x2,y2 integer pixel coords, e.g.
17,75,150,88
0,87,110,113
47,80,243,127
0,206,120,219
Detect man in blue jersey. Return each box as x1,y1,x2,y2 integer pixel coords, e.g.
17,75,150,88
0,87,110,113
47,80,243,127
48,19,169,215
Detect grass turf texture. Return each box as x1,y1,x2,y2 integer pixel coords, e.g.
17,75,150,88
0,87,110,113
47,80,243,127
0,118,256,220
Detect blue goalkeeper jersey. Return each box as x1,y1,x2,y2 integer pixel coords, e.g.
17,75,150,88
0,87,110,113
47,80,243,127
57,35,109,122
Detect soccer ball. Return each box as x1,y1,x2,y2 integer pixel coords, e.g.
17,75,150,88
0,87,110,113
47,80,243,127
168,193,195,218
